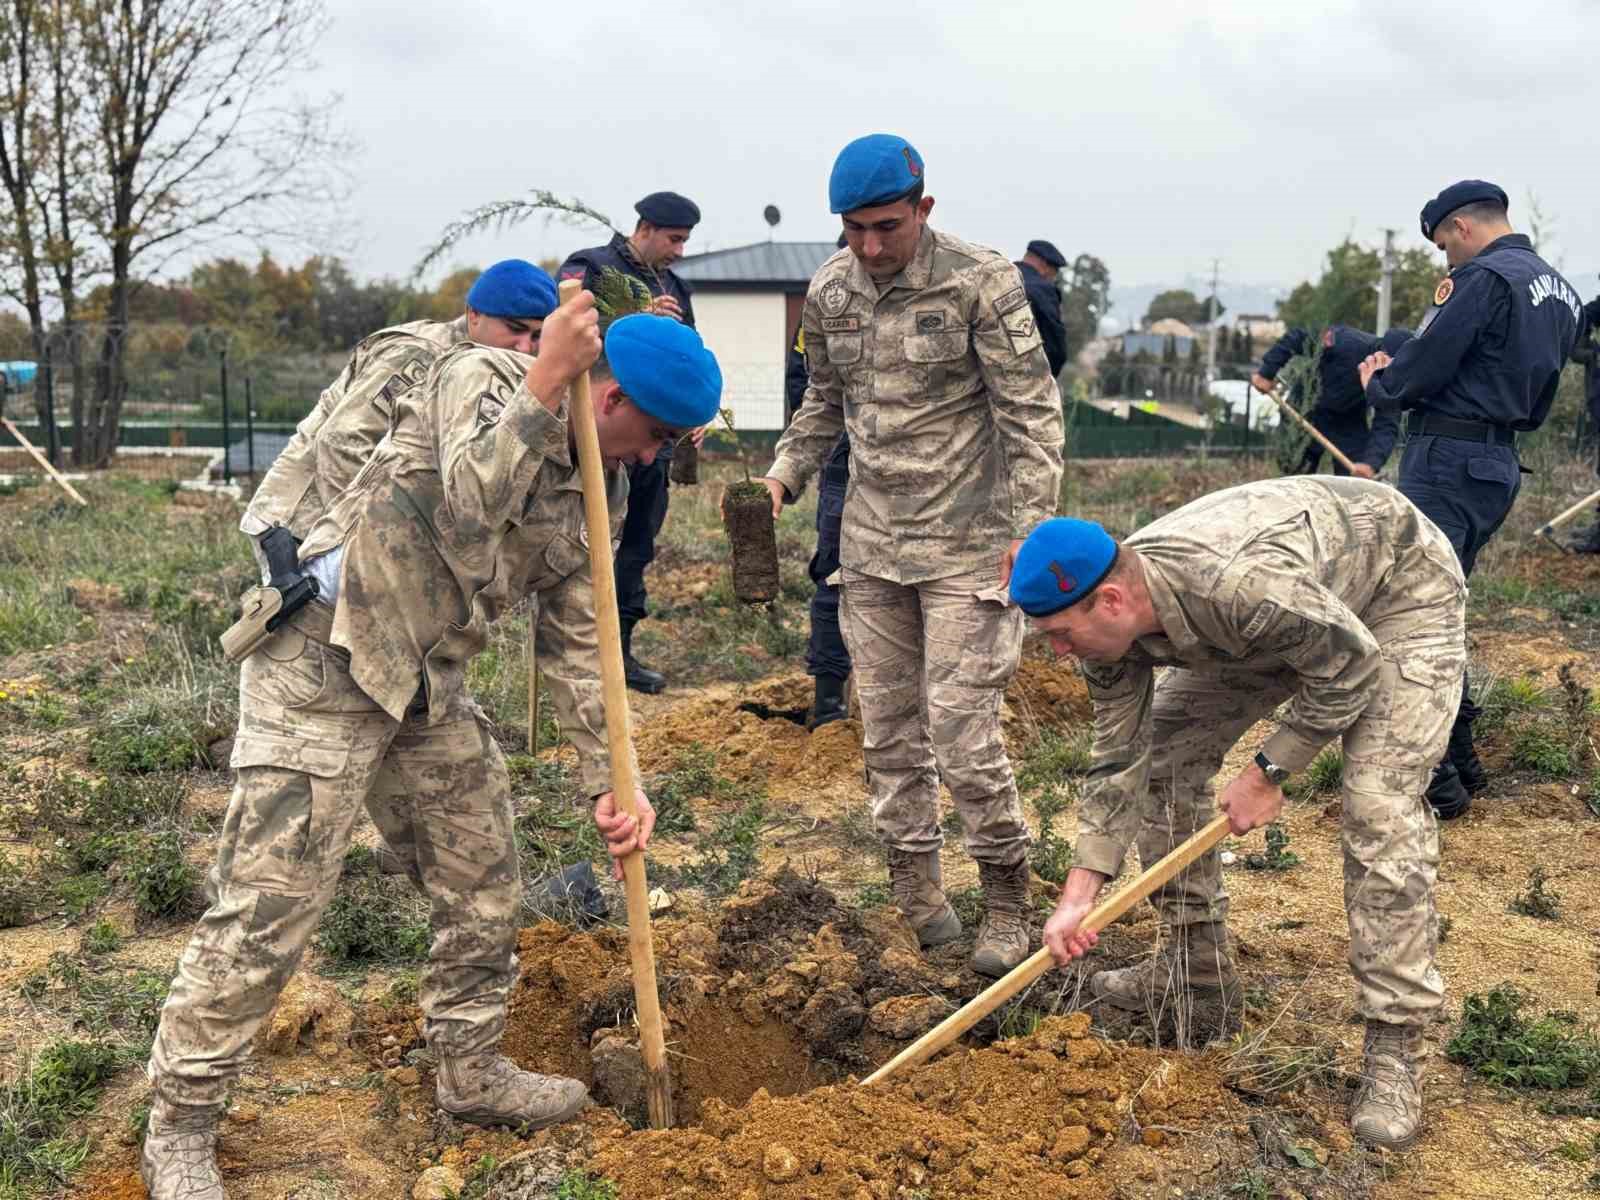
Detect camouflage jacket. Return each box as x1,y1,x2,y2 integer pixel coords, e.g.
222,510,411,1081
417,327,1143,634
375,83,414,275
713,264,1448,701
766,227,1064,584
299,344,629,796
1075,477,1466,878
242,316,468,540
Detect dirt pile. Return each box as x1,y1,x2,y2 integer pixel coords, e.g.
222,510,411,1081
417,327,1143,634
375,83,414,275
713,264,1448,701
587,1012,1247,1200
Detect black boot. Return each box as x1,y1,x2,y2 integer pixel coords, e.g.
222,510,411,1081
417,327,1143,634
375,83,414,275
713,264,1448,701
1448,692,1487,795
1426,761,1472,820
1572,518,1600,555
620,620,665,695
809,673,849,730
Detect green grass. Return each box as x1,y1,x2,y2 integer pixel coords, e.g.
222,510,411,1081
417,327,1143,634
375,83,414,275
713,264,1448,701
1510,723,1579,779
81,920,122,956
0,1041,122,1194
1446,984,1600,1089
1029,787,1075,886
21,952,170,1048
554,1171,620,1200
1291,747,1343,797
674,796,769,895
126,831,200,919
0,851,32,928
315,854,431,968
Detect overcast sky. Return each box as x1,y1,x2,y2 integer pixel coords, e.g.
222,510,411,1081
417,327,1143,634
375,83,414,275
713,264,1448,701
300,0,1599,318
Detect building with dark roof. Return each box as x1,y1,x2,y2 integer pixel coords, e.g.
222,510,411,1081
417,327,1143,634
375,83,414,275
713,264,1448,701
674,241,839,430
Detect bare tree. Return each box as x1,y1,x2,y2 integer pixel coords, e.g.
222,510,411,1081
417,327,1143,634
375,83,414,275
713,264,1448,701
0,1,50,351
65,0,349,465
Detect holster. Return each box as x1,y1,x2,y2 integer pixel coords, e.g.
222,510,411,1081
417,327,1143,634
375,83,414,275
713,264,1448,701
220,526,319,663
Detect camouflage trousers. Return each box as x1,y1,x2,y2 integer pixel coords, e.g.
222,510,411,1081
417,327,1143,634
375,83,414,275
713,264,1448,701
148,603,521,1109
1138,617,1465,1026
839,565,1028,866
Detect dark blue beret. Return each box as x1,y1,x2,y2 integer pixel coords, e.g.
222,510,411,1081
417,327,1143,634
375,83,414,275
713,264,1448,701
829,134,924,214
1026,240,1067,269
635,191,701,229
1420,180,1508,239
604,315,722,430
1009,517,1119,617
466,260,558,319
1379,327,1413,356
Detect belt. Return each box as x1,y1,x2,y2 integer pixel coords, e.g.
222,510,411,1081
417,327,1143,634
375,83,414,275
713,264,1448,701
1409,412,1516,447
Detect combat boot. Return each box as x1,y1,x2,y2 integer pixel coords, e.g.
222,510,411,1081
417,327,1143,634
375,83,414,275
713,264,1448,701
1425,762,1472,820
436,1052,589,1131
1091,921,1240,1018
1351,1021,1426,1150
971,858,1032,978
1571,518,1600,555
809,673,849,730
886,848,962,948
620,621,665,695
140,1098,226,1200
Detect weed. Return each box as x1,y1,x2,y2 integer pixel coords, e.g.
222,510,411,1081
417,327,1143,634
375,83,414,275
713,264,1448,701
515,796,606,877
1511,722,1578,779
1294,747,1343,797
52,874,109,921
1509,866,1562,920
1243,823,1300,871
757,599,805,659
1029,786,1075,886
996,1003,1045,1040
555,1170,621,1200
315,876,431,967
648,745,729,837
949,884,986,931
88,700,206,773
1225,1169,1271,1200
0,1040,121,1191
0,851,32,928
1584,769,1600,819
1445,984,1600,1088
454,1154,499,1199
24,952,169,1046
855,880,891,908
1438,914,1453,943
677,797,768,895
82,920,122,956
1015,727,1090,797
127,831,200,919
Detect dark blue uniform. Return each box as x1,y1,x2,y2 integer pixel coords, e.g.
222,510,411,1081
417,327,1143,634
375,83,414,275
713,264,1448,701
1259,325,1404,475
787,325,852,683
1367,232,1582,812
1368,234,1582,575
1016,261,1067,377
559,235,697,638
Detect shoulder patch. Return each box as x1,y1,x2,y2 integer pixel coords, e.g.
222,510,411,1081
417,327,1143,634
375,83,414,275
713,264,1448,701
993,286,1029,317
560,268,585,281
476,391,507,426
376,355,433,411
1240,599,1280,641
817,277,851,317
1000,306,1040,356
1433,277,1453,306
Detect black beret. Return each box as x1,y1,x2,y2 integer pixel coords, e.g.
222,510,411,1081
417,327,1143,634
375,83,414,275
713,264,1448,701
635,191,701,229
1026,239,1066,268
1420,180,1508,239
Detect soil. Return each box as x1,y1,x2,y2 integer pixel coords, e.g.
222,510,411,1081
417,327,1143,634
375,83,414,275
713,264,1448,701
670,441,700,485
723,483,780,602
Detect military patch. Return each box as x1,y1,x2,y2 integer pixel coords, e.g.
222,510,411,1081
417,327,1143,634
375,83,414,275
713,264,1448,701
1000,307,1039,355
820,316,860,333
903,146,922,177
560,268,584,281
376,356,432,410
915,311,946,333
1322,328,1335,349
1047,561,1077,594
993,286,1029,317
794,328,805,353
1433,277,1453,306
476,391,507,426
1241,599,1280,642
818,278,851,317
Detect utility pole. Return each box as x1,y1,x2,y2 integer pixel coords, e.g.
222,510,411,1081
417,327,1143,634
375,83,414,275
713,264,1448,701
1204,258,1220,385
1376,229,1396,336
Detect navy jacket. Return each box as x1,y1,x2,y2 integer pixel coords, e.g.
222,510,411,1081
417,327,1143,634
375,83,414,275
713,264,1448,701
1259,325,1402,470
1366,234,1582,431
559,234,697,329
1016,261,1067,377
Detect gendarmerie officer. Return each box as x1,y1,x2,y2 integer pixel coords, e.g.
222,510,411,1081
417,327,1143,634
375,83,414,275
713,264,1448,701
1360,180,1583,818
560,190,701,693
1567,292,1600,553
1016,239,1068,377
785,234,853,728
1251,325,1410,478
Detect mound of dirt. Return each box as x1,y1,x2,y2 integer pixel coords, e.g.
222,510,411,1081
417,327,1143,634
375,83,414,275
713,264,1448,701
587,1012,1248,1200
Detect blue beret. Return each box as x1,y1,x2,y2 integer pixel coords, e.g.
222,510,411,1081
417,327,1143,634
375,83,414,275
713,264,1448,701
1027,239,1066,269
466,260,558,319
604,315,722,429
1379,327,1413,356
1009,518,1119,617
1419,180,1508,239
634,191,701,228
829,134,924,214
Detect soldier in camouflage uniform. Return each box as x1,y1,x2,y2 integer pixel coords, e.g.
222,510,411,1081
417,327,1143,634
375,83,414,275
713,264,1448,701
760,135,1064,979
1013,477,1466,1150
141,306,723,1200
243,260,558,550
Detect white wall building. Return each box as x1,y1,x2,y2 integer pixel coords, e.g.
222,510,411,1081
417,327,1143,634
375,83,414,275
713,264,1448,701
675,241,839,431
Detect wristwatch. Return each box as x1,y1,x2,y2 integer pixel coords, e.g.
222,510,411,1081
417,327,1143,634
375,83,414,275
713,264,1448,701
1253,750,1291,787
